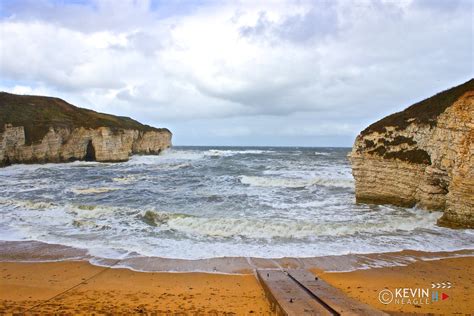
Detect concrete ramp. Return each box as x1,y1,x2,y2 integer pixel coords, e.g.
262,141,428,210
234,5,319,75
257,269,387,316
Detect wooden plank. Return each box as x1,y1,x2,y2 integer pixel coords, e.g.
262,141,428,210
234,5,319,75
287,269,388,316
256,269,335,316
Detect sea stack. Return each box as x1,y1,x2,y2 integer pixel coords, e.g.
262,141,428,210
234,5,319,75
0,92,172,166
350,79,473,228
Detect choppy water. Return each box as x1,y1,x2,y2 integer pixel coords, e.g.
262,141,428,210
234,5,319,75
0,146,473,260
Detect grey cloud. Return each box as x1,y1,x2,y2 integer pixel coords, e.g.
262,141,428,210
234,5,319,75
1,0,157,32
193,79,318,116
240,3,340,44
109,31,166,56
277,3,339,43
126,31,164,56
411,0,472,12
239,12,271,38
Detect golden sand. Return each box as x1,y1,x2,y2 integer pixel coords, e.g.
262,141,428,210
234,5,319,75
0,261,271,314
314,256,474,315
1,256,473,314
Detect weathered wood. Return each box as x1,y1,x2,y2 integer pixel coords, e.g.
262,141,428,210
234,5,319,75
256,269,335,316
287,269,388,316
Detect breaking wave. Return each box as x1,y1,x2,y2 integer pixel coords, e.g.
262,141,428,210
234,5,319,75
205,149,275,157
2,146,474,260
127,150,204,164
140,210,194,226
138,210,441,239
314,151,332,156
72,219,111,230
70,187,120,195
112,175,139,183
0,198,57,210
239,175,354,189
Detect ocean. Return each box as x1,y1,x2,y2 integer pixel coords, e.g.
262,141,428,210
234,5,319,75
1,146,473,261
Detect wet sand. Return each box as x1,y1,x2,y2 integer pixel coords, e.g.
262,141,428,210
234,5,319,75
2,240,473,273
0,261,271,314
314,256,474,315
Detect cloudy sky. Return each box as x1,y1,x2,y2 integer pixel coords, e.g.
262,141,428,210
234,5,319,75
0,0,472,146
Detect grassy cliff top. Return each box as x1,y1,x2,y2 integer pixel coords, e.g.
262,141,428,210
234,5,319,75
361,78,474,136
0,92,170,145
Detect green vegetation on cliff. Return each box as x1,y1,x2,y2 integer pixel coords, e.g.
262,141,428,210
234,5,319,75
0,92,170,145
362,78,474,135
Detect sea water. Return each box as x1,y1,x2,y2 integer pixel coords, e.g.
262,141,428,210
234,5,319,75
0,146,473,259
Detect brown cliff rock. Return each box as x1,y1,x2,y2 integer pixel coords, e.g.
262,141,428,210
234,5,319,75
350,79,473,228
0,92,172,166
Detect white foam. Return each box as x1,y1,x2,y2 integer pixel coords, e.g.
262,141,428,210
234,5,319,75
239,175,354,189
73,205,117,219
2,147,474,261
152,162,192,170
314,151,331,156
112,175,138,183
205,149,274,157
70,187,120,195
127,149,204,164
135,208,443,240
0,198,57,210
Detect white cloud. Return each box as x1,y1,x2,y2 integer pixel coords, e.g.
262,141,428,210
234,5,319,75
0,0,472,145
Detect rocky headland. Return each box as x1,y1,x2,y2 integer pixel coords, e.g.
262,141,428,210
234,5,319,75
350,79,473,228
0,92,171,166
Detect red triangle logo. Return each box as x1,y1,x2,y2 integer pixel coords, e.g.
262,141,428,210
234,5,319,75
442,293,449,300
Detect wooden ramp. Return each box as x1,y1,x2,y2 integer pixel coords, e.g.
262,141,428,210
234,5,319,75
256,269,387,316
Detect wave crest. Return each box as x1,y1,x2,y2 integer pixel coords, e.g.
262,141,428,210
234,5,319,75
141,210,194,226
205,149,274,157
70,187,120,195
314,151,331,156
239,175,353,189
157,212,440,239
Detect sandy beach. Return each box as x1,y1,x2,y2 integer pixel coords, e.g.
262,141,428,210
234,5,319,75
1,0,473,314
0,261,271,314
1,254,472,314
315,256,474,315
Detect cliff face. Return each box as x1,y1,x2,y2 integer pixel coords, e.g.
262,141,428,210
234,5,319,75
0,92,172,166
350,79,473,228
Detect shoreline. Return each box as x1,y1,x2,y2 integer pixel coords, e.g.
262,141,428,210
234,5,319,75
1,251,472,314
1,240,473,274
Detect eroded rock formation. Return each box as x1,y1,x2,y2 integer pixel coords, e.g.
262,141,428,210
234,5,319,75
0,92,172,166
350,79,473,228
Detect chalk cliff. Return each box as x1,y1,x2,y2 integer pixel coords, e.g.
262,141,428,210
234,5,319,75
0,92,172,166
350,79,473,228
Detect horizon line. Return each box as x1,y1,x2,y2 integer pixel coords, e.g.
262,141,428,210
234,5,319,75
172,144,352,148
